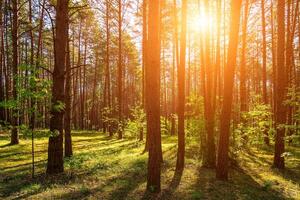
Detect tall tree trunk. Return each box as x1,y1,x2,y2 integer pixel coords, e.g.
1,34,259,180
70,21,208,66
28,0,34,178
104,0,111,135
11,0,19,145
118,0,123,139
46,0,68,174
171,0,179,137
146,0,162,193
240,0,249,113
176,0,187,172
0,0,5,124
261,0,270,145
261,0,267,104
203,0,216,168
142,0,147,108
64,18,72,158
142,0,149,151
216,0,242,181
215,0,222,111
273,0,286,169
271,0,276,115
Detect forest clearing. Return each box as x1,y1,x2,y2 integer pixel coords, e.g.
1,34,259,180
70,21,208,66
0,131,299,199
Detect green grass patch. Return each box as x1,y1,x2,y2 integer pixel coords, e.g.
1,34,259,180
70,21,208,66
0,131,299,199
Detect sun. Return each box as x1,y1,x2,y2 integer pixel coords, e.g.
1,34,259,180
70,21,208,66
189,12,215,33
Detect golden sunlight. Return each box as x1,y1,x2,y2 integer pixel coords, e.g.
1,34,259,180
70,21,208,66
189,12,215,33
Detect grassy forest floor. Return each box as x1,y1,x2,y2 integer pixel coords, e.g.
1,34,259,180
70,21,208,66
0,131,299,200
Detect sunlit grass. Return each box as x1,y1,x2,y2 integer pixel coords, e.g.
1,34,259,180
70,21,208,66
0,131,299,199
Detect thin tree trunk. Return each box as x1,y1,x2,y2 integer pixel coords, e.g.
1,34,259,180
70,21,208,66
203,0,216,168
0,0,5,124
240,0,249,113
176,0,187,172
142,0,149,151
118,0,123,139
64,18,72,157
11,0,19,145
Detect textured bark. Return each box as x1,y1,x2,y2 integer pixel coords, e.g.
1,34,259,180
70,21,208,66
0,0,5,123
171,0,179,137
261,0,270,145
270,0,276,114
104,0,111,135
141,0,148,146
146,0,161,192
203,0,216,168
118,0,123,139
47,0,68,174
11,0,19,145
142,0,147,108
261,0,267,104
176,0,187,172
240,0,249,113
273,0,286,169
216,0,242,181
64,19,72,158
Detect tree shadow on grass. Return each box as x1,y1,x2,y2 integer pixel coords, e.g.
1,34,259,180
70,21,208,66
39,158,148,200
0,143,13,148
270,167,300,186
186,166,287,200
0,159,47,175
1,170,73,199
159,169,183,200
106,159,147,200
242,146,300,187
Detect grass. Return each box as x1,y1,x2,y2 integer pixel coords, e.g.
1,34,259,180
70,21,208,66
0,131,299,200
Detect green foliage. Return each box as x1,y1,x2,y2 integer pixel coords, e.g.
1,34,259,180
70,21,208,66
64,155,88,170
190,191,203,199
102,106,119,133
160,116,169,135
52,101,65,112
185,93,205,138
49,129,60,138
284,85,300,143
262,180,273,191
235,95,273,147
124,106,145,138
20,183,41,194
0,64,52,129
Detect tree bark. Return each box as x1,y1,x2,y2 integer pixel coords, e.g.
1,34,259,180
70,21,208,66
203,0,216,168
47,0,68,174
0,0,5,124
240,0,249,113
273,0,286,169
146,0,162,193
11,0,19,145
216,0,242,181
118,0,123,139
64,18,72,157
176,0,187,172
